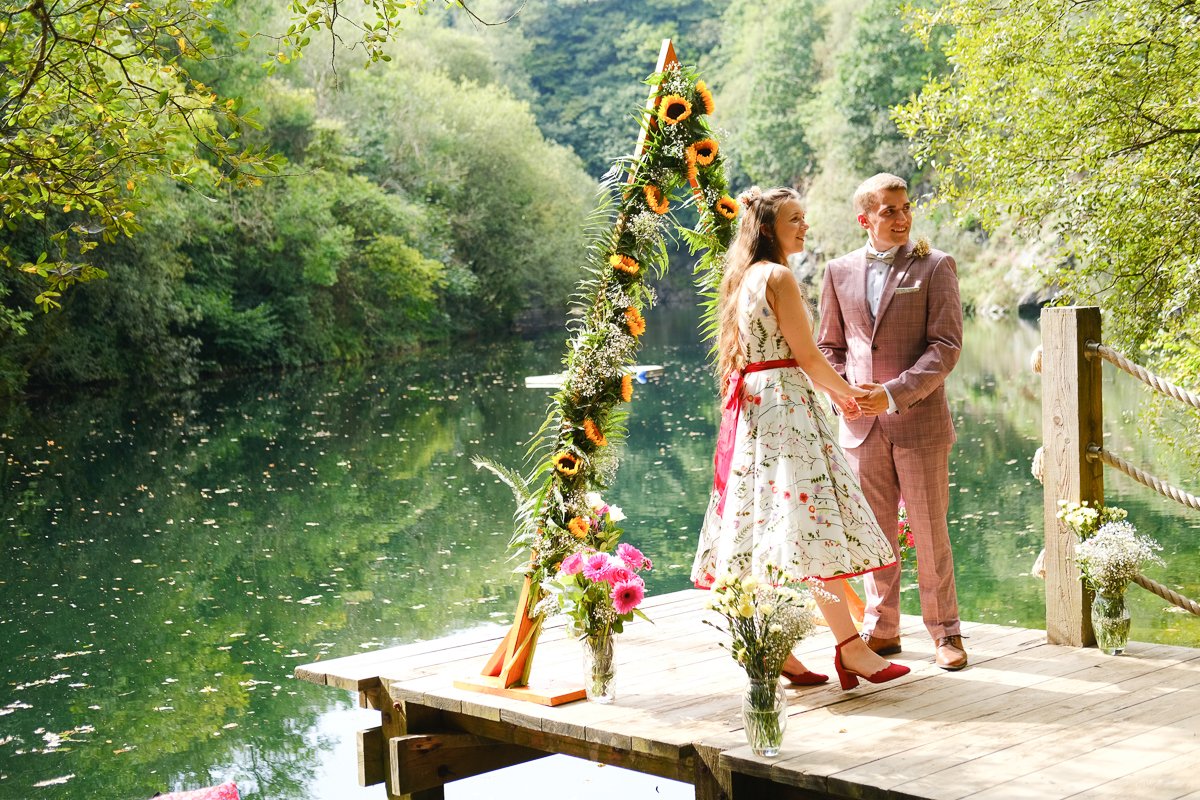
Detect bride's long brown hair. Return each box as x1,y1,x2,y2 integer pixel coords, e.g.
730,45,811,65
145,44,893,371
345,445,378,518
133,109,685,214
715,186,802,387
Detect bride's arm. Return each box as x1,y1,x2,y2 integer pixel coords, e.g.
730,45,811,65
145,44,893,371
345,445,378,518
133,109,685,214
766,265,867,410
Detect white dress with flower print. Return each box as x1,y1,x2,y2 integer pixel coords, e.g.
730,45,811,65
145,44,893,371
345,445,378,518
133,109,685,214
692,262,895,587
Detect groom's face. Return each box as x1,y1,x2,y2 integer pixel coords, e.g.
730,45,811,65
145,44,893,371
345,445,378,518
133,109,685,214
859,188,912,251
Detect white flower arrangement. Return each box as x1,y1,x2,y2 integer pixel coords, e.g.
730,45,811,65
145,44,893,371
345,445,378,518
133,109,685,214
1075,520,1164,596
703,564,830,682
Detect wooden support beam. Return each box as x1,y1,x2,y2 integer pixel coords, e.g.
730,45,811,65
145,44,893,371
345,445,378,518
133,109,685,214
1040,306,1105,646
693,742,732,800
358,726,385,787
379,684,445,800
388,733,548,796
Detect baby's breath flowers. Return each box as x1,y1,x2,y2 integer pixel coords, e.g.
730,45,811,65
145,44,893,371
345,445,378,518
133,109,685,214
1075,520,1164,596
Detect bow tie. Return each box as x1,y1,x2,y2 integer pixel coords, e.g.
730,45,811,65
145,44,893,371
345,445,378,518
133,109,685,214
867,248,895,264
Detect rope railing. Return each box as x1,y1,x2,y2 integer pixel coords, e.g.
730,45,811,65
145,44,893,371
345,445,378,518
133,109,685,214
1132,574,1200,616
1085,340,1200,410
1086,445,1200,512
1075,339,1200,616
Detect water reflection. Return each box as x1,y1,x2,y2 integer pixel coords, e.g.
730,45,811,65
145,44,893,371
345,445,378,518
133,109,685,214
0,311,1195,799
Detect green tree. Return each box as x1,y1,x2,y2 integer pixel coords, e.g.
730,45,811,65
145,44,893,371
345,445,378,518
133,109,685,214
832,0,948,181
708,0,824,187
897,0,1200,374
0,0,284,311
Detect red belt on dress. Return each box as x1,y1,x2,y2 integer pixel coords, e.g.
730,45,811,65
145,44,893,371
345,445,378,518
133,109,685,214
712,358,799,516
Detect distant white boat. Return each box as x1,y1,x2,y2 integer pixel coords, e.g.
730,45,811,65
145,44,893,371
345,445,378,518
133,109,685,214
524,364,664,389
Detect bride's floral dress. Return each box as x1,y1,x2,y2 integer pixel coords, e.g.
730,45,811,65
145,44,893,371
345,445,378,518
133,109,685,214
692,263,896,587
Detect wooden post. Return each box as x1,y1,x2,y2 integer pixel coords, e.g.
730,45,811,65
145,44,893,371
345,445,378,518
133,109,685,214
1040,306,1105,646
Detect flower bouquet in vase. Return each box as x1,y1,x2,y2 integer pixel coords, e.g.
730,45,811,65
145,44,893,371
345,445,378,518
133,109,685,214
703,564,825,756
1074,519,1163,655
538,494,652,703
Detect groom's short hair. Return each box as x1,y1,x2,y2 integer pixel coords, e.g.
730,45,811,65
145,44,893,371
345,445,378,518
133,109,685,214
853,173,908,217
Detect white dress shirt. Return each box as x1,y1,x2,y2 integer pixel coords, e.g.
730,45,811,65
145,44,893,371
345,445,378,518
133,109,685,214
866,244,900,414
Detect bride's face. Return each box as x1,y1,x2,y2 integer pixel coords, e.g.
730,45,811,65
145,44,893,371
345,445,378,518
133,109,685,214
772,198,809,259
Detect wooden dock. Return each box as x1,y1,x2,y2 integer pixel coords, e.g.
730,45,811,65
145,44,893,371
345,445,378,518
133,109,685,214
295,589,1200,799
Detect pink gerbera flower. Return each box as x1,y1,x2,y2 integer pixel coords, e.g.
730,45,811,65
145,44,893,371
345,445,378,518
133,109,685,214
603,562,633,586
582,552,610,582
616,542,647,571
560,551,586,576
611,577,645,615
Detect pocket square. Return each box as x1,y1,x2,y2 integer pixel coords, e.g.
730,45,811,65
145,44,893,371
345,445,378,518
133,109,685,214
895,286,921,295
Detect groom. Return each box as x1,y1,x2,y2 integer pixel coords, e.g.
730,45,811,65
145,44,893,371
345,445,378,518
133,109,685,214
817,173,967,670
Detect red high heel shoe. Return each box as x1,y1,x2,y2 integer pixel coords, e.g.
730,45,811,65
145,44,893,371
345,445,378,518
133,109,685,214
780,668,829,686
834,634,910,690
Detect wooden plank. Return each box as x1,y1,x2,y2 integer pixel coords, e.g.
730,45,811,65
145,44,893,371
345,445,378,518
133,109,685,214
962,707,1200,799
1040,305,1104,646
387,733,547,796
357,726,385,787
892,657,1200,799
720,636,1128,791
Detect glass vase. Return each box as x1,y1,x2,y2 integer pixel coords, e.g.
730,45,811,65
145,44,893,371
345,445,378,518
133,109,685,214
581,632,616,704
1091,591,1131,655
742,678,788,757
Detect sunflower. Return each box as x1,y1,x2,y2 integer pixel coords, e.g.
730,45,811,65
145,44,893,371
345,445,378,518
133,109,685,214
608,253,640,275
625,306,646,337
715,195,739,220
552,451,581,477
583,418,607,447
685,157,699,186
620,373,634,403
688,138,718,166
695,80,715,115
659,94,692,125
644,183,669,215
567,516,590,539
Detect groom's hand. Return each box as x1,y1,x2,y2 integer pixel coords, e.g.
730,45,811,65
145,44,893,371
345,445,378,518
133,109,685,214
856,383,890,416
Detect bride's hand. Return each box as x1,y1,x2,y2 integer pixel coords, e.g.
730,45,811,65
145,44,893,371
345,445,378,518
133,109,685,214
834,394,863,420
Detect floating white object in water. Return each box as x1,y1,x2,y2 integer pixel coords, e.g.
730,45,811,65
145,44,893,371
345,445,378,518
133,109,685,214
524,364,664,389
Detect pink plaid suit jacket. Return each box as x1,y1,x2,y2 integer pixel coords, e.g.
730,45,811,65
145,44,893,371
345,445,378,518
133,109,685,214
817,242,962,449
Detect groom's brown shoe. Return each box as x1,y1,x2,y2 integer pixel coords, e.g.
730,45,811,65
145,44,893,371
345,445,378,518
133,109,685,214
935,635,968,670
861,632,902,656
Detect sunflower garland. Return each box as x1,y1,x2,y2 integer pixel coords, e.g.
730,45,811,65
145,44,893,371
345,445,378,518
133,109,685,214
716,195,739,220
624,306,647,338
659,94,692,125
568,516,590,539
688,138,718,166
609,253,640,276
644,183,669,215
695,80,715,115
583,418,608,447
476,59,738,598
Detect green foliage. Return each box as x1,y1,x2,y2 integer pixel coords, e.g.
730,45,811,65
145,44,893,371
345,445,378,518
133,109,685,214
832,0,948,181
897,0,1200,370
0,0,286,311
707,0,824,187
500,0,725,176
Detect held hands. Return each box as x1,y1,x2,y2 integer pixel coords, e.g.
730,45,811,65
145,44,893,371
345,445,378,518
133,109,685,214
854,383,890,417
832,384,871,421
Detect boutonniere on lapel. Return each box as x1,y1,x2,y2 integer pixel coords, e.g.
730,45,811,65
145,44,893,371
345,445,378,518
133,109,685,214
911,236,932,258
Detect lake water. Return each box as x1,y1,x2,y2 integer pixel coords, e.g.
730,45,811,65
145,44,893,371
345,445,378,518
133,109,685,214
1,309,1197,799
